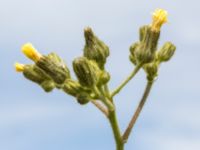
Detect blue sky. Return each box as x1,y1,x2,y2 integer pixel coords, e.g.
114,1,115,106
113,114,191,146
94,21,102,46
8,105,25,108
0,0,200,150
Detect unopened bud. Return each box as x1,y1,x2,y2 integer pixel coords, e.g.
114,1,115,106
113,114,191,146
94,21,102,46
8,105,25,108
157,42,176,62
73,57,101,87
76,92,90,105
22,65,55,91
36,53,70,84
23,65,46,84
83,27,109,69
98,71,110,85
40,80,55,92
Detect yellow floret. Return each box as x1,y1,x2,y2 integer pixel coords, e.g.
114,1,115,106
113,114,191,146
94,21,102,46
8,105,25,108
21,43,42,61
15,62,25,72
151,9,168,32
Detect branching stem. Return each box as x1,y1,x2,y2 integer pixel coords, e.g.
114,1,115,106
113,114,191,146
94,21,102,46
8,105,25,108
122,80,154,142
111,64,142,98
93,86,114,111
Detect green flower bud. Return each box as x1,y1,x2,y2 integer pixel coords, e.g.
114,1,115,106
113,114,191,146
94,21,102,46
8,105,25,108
83,27,109,69
76,92,90,105
134,25,160,64
73,57,101,87
40,80,55,92
23,65,55,91
157,42,176,62
36,53,70,84
23,65,50,84
143,62,158,81
98,71,110,85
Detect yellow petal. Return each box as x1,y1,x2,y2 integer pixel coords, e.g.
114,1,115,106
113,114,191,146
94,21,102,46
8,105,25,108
15,62,25,72
21,43,42,61
151,9,168,31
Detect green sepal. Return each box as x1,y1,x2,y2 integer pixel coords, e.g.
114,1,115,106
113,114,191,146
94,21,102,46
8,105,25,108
129,42,139,65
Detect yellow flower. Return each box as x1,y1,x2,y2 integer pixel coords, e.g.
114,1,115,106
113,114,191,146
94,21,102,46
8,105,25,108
15,62,25,72
21,43,42,62
151,9,168,32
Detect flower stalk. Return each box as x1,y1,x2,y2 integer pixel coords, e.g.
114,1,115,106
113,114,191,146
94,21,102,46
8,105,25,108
111,63,143,98
122,80,154,143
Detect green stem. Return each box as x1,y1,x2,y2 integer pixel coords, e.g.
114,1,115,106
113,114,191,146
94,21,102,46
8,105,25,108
96,87,124,150
111,64,142,98
93,86,114,111
122,80,154,143
108,109,124,150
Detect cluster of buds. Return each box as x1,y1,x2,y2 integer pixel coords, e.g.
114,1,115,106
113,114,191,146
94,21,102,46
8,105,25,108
129,9,176,81
15,8,175,105
15,28,110,105
15,43,71,91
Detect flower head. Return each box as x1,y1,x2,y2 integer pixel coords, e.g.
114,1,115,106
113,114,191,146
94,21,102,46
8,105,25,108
22,43,42,62
15,62,25,72
151,9,168,32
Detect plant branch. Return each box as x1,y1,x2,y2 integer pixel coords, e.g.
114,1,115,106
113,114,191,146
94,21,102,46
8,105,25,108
111,64,142,98
122,80,154,143
95,85,124,149
93,86,114,111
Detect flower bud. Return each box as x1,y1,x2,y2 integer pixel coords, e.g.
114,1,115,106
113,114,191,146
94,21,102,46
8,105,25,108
36,53,70,84
143,62,158,81
157,42,176,62
40,80,55,92
21,43,42,62
83,27,109,69
22,65,55,92
73,57,101,87
76,92,90,105
23,65,46,84
134,25,160,64
98,71,110,85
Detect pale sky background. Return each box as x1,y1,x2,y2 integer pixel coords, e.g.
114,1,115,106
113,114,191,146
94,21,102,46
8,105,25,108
0,0,200,150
